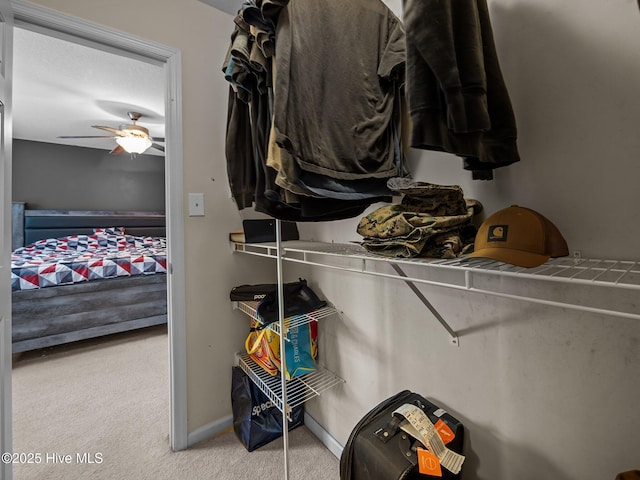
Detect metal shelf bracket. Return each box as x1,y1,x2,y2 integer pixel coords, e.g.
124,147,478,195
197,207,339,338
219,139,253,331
390,263,459,346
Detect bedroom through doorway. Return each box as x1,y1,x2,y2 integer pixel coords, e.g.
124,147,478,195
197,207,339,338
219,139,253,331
8,3,186,464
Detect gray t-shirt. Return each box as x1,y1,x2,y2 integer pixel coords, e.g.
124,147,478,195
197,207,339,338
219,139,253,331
273,0,405,180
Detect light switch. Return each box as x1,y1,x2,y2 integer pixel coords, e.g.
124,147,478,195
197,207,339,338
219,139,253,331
188,193,205,216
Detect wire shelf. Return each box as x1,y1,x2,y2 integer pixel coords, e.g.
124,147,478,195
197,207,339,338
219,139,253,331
282,242,640,289
234,301,338,338
237,353,345,415
232,240,640,321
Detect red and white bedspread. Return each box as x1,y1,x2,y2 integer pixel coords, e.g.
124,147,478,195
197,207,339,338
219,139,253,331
11,228,167,291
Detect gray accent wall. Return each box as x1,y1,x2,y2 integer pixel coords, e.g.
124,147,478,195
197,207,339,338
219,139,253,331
12,139,165,211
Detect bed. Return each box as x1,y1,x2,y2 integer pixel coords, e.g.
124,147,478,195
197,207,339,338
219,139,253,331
10,202,168,353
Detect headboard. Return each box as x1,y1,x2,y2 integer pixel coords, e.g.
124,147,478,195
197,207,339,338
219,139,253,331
11,202,166,249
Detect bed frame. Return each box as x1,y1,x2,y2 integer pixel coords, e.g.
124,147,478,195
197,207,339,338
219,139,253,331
11,202,168,353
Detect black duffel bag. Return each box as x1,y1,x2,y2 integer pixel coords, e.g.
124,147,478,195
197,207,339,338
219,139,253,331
230,278,326,325
340,390,465,480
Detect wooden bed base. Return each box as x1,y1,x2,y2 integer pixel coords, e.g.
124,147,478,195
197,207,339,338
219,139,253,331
11,203,168,353
12,274,167,353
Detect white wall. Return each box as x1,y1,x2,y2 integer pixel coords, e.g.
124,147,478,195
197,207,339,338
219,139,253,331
23,0,275,436
295,1,640,479
304,0,640,261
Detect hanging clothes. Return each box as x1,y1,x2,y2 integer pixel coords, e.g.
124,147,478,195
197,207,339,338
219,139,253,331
223,0,405,221
402,0,520,180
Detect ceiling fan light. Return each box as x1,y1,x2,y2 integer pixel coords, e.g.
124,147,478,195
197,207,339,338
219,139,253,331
116,134,152,154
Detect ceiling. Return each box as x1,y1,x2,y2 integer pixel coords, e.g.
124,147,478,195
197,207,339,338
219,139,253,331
12,26,165,156
197,0,241,16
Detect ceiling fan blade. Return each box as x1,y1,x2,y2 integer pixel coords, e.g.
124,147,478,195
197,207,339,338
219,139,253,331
151,137,165,142
93,125,126,136
109,144,127,155
57,135,118,139
151,143,165,153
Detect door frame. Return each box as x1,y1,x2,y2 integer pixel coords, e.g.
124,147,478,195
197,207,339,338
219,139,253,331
10,0,188,451
0,1,13,478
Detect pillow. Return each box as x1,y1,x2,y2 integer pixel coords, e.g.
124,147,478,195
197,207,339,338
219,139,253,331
93,227,126,235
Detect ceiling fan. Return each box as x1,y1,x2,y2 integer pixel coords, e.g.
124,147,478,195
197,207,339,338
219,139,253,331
58,111,165,155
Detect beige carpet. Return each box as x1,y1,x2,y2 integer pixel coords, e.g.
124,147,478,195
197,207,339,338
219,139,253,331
12,326,339,480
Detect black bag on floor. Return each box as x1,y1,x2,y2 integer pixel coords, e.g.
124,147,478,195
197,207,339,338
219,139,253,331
231,366,304,451
340,390,464,480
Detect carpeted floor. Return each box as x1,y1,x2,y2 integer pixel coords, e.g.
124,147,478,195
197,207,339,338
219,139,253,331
11,326,339,480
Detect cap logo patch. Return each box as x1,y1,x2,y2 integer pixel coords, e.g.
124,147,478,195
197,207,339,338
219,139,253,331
487,225,508,242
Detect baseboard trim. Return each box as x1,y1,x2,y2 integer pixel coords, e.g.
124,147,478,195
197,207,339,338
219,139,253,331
187,414,233,448
187,412,344,457
304,412,343,459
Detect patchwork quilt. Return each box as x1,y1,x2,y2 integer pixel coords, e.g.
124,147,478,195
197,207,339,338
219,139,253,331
11,228,167,291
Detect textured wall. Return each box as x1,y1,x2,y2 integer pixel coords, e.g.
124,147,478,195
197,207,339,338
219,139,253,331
298,1,640,479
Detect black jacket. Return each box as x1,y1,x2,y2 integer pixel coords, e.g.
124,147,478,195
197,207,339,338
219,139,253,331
403,0,520,179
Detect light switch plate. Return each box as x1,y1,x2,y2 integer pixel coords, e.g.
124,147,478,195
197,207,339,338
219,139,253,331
188,193,205,216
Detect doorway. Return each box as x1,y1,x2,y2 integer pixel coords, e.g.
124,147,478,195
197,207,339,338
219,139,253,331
8,1,187,456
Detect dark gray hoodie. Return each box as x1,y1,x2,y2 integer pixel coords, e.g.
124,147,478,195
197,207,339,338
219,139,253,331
403,0,520,180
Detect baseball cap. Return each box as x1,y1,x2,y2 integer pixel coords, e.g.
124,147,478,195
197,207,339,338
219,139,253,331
467,205,569,267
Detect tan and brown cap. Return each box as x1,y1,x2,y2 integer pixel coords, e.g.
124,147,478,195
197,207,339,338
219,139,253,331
468,205,569,267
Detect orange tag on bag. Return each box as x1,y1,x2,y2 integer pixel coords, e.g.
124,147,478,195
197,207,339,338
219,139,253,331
417,447,442,477
435,419,455,445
